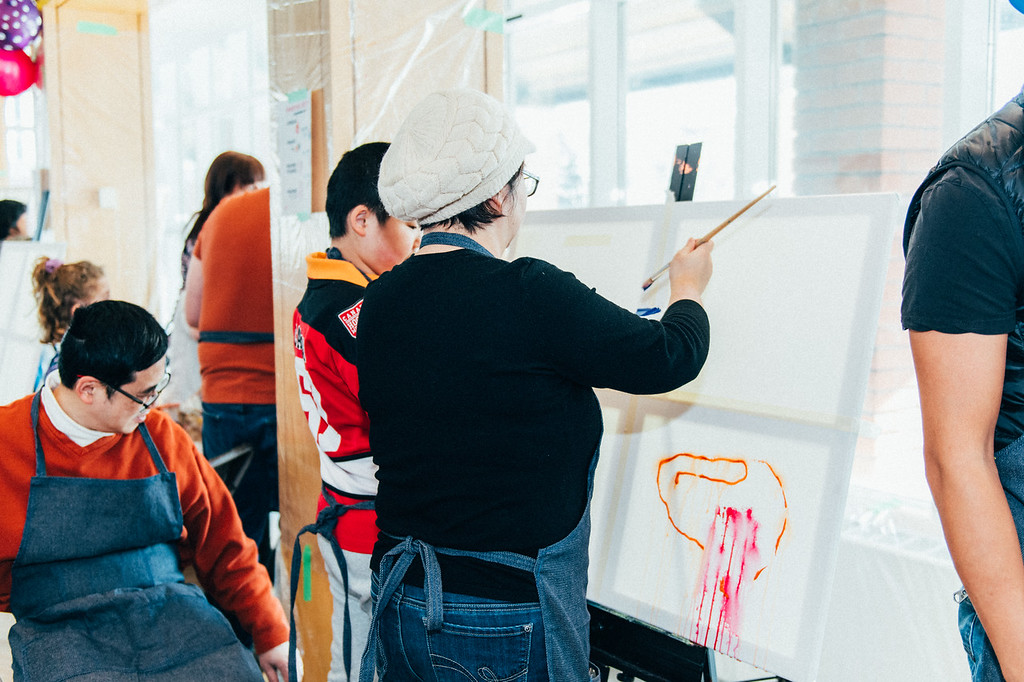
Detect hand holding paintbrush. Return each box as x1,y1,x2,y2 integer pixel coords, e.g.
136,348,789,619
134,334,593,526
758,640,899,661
663,237,714,307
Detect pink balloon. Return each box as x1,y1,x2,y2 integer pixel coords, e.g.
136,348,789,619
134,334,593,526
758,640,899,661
0,0,42,51
0,47,35,96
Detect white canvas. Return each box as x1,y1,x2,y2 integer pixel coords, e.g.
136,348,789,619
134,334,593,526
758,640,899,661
0,241,66,405
511,194,899,681
588,396,857,680
510,205,662,315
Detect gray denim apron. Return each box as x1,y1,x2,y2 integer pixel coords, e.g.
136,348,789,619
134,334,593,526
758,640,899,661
288,489,374,681
359,448,599,682
8,391,263,682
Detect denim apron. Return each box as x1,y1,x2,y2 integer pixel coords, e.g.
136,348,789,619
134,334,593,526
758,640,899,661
8,391,263,682
287,489,374,681
358,448,599,682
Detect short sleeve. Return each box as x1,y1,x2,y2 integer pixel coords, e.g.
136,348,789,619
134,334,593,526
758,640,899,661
902,168,1023,334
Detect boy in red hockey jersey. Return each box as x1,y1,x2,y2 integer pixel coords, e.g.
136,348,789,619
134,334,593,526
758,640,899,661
291,142,420,680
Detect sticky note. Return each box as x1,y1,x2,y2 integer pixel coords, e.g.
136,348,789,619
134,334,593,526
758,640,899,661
76,21,117,36
463,8,504,34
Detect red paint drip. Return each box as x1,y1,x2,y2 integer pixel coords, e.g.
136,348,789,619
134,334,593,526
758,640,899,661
691,506,761,656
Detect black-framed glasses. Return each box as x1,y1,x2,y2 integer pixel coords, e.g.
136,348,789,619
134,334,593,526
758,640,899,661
105,371,172,409
522,170,540,197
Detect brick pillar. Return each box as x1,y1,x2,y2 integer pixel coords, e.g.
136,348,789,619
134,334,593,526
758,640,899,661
793,0,945,495
793,0,944,196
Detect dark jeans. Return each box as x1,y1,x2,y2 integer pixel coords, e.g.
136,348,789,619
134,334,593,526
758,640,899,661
371,581,548,681
201,402,279,647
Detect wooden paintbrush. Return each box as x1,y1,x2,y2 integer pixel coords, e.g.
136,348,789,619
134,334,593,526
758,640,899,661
641,184,777,291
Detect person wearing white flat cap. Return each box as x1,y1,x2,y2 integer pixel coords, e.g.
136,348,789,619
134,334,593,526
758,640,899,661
356,88,714,682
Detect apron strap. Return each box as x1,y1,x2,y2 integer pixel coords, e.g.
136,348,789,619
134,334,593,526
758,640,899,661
198,330,275,344
358,536,445,682
357,534,538,682
30,391,46,476
288,494,374,682
138,423,170,475
419,231,496,258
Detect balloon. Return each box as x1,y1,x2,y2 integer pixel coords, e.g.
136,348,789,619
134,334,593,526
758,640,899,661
0,0,41,51
0,47,35,96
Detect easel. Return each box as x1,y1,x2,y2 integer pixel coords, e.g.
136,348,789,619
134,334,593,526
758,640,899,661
589,602,716,682
588,601,793,682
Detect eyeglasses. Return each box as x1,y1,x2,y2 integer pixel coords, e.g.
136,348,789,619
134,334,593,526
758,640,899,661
105,371,172,409
522,170,540,197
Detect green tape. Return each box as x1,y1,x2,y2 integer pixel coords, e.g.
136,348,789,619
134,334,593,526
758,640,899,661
297,211,311,222
287,89,309,103
463,8,504,34
302,544,312,602
76,21,118,36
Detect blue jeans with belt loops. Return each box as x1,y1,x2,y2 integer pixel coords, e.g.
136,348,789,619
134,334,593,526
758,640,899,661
370,579,548,681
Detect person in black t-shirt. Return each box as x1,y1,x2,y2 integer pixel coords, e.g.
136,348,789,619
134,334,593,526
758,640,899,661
903,84,1024,682
354,89,713,682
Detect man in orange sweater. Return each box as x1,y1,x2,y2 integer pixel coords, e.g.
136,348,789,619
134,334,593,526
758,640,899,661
0,300,289,681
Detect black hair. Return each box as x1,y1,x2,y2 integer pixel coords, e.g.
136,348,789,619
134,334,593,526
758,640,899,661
325,142,391,239
423,166,524,234
0,199,27,239
59,300,168,393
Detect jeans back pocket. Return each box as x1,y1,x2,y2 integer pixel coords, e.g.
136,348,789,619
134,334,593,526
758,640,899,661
426,620,534,682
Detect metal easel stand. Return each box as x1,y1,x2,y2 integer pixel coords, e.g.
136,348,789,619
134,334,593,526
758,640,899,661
207,443,254,495
588,603,791,682
589,602,717,682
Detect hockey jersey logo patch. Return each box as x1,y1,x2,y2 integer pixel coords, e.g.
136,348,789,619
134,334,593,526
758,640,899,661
338,300,362,338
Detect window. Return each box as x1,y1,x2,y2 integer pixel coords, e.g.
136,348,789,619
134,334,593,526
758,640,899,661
2,88,42,231
506,1,591,210
506,0,788,206
995,2,1024,103
149,0,271,320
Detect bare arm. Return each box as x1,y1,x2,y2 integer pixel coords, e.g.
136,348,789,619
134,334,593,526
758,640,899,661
183,256,203,329
911,329,1024,680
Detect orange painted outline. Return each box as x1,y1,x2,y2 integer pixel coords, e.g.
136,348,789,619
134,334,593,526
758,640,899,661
656,453,789,557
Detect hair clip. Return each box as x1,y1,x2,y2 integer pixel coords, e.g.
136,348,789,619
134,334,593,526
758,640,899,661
44,258,63,273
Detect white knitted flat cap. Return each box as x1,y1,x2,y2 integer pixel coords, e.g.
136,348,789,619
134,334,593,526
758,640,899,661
379,89,535,225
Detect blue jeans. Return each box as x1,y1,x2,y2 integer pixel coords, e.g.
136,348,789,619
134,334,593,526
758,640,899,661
959,595,1005,681
201,402,279,575
370,580,548,681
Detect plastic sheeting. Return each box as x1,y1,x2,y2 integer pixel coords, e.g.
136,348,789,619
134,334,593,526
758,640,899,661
815,487,969,681
40,3,155,311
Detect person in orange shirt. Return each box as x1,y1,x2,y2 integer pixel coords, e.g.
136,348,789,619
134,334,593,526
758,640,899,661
0,300,289,681
185,184,278,648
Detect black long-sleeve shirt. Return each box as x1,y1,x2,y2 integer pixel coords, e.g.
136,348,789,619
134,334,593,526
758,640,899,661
358,249,710,600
